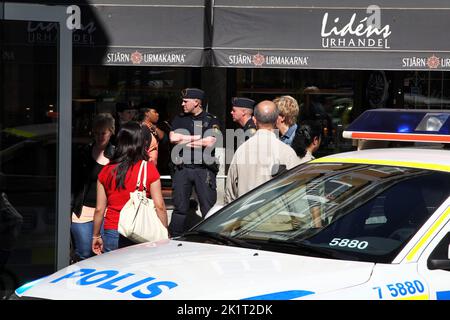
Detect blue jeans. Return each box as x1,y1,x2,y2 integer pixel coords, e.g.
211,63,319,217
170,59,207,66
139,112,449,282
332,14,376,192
71,221,96,260
103,229,119,253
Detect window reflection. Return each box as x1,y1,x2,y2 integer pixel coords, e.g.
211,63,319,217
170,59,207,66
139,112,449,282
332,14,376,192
1,20,58,297
196,163,450,263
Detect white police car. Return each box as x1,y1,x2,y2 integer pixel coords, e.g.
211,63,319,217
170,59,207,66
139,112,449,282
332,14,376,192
13,109,450,300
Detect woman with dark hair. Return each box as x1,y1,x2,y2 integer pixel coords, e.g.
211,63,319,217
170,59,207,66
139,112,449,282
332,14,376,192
92,121,167,253
137,106,165,165
291,120,323,227
291,120,323,163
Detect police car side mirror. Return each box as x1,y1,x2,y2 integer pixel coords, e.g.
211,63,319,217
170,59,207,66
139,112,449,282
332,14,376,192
427,234,450,271
428,259,450,271
427,238,450,271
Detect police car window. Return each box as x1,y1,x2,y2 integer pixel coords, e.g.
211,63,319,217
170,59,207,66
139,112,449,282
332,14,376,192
1,131,27,151
196,163,450,263
1,139,56,176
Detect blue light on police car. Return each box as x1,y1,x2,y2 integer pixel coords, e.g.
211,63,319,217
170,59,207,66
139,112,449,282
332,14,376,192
15,276,48,295
346,109,450,136
397,125,411,133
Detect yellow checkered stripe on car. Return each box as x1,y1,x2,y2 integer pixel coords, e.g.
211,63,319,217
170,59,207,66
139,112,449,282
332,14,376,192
312,158,450,173
406,207,450,262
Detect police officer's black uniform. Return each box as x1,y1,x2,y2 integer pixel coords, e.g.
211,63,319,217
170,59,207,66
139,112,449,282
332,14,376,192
243,118,256,134
232,97,256,138
169,88,221,236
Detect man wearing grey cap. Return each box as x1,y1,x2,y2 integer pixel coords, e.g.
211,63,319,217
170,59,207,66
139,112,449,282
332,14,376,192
230,97,256,137
168,88,221,236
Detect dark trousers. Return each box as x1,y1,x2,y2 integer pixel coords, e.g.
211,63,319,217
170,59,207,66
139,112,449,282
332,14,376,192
119,234,136,248
169,166,217,237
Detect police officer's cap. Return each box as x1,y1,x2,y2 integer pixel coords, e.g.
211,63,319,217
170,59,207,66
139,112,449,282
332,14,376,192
231,97,255,110
181,88,205,100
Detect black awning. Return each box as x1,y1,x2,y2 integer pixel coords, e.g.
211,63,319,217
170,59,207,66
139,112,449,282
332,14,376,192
75,0,209,66
3,0,210,66
211,0,450,70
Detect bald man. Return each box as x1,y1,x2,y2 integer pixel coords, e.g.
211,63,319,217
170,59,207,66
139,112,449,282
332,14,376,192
225,100,301,203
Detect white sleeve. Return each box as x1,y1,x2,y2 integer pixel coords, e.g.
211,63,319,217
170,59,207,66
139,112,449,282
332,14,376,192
224,158,238,204
286,148,302,169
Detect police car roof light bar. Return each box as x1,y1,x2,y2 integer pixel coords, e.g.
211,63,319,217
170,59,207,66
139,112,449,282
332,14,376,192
343,109,450,144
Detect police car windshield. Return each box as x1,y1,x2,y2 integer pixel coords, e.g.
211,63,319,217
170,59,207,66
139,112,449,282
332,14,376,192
1,131,27,151
194,163,450,263
1,124,57,152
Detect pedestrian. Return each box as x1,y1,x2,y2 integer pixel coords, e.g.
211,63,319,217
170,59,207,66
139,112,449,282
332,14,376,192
225,100,301,204
92,121,168,253
71,113,115,261
168,88,221,236
230,97,256,138
291,120,323,164
138,105,165,165
302,86,334,148
273,95,300,146
114,102,137,138
291,120,323,227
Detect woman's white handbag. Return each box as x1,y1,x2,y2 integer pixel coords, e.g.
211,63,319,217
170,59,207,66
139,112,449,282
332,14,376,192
118,161,168,243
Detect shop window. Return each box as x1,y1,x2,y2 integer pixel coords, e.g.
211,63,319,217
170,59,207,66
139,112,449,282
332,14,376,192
234,69,356,155
234,68,450,157
72,66,201,175
1,19,59,296
402,71,450,109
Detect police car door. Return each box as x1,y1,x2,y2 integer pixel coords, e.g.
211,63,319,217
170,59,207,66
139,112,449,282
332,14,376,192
416,199,450,300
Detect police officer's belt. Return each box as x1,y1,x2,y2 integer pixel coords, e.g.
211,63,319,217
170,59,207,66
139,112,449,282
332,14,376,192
182,164,206,169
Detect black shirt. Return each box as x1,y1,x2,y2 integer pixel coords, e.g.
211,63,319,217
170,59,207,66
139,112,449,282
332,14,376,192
243,118,256,138
171,111,220,165
72,142,115,215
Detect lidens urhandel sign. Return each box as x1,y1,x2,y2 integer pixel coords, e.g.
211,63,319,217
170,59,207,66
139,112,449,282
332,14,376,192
227,6,392,68
216,5,450,70
320,7,450,70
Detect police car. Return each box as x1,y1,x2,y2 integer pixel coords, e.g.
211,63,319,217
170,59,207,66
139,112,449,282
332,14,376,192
12,109,450,300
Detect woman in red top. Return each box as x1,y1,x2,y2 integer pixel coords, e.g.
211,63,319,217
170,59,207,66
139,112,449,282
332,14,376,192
92,121,167,254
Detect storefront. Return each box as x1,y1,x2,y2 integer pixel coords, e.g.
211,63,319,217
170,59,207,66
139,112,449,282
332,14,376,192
71,0,450,160
1,0,450,297
210,0,450,155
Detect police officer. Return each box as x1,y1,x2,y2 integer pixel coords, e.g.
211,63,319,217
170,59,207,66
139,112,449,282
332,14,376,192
230,97,256,137
168,88,221,236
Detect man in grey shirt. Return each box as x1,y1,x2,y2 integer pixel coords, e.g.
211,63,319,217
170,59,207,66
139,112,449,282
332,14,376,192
225,100,301,204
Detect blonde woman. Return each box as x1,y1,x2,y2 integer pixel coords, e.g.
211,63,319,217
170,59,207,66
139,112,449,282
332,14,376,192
273,95,300,146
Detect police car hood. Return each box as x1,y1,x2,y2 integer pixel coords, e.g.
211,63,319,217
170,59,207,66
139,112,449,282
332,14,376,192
17,240,374,300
